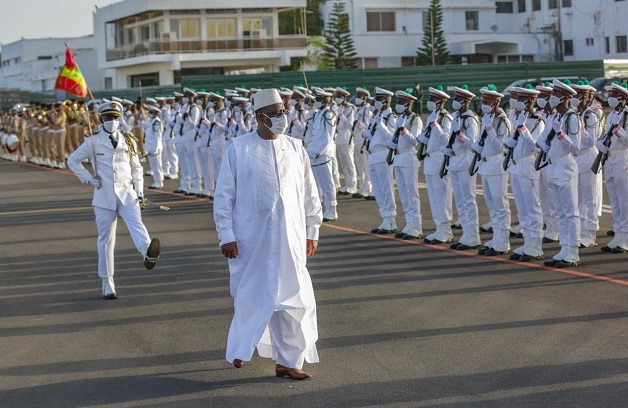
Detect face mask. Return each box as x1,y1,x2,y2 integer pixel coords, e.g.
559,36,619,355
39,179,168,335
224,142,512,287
608,97,620,109
569,97,581,109
374,100,383,110
207,101,215,109
288,99,297,107
549,95,562,109
182,97,189,104
536,98,547,109
335,97,344,105
103,120,119,134
452,100,462,111
355,97,364,105
395,104,406,114
368,104,376,113
509,98,516,109
481,104,493,115
263,113,288,135
225,100,232,108
196,99,203,105
314,101,323,110
174,102,181,110
426,101,437,112
514,100,526,112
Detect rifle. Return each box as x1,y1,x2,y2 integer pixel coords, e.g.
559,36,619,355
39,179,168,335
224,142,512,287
534,127,557,171
439,129,460,178
386,126,403,165
469,127,488,176
503,114,526,172
591,124,617,174
416,122,433,161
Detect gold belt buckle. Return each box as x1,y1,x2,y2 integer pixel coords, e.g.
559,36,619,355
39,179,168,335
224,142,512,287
512,159,517,164
451,151,456,156
481,157,487,162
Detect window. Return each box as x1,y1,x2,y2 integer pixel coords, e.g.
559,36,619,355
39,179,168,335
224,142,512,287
242,17,272,37
496,2,514,13
401,56,415,67
153,21,163,40
585,38,594,46
518,0,527,12
548,0,558,9
366,11,396,32
564,39,573,56
364,57,378,68
105,77,113,90
605,36,610,53
562,0,571,6
37,55,52,60
170,19,200,39
465,11,479,31
617,35,628,53
127,28,135,45
207,18,236,39
140,24,150,42
532,0,541,10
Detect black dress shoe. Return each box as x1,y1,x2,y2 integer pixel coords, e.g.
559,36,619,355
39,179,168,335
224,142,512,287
477,246,489,255
452,223,462,229
544,259,563,267
352,193,366,199
484,248,507,256
323,218,337,222
480,226,493,233
376,228,396,234
450,242,461,249
607,230,615,236
337,190,349,195
103,293,117,300
611,247,628,254
401,234,421,240
144,238,161,270
173,189,185,194
519,253,544,261
364,195,376,200
428,238,449,244
515,233,524,238
555,260,579,268
601,245,612,253
509,252,522,260
395,232,406,238
371,227,381,233
542,237,558,244
455,243,481,250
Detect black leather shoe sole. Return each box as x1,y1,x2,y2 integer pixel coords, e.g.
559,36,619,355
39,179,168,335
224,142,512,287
401,234,421,240
484,248,507,256
544,259,563,267
509,253,522,260
103,293,117,300
607,230,615,236
601,246,612,252
144,238,161,270
364,196,376,200
611,247,628,254
555,261,579,268
352,193,366,199
519,253,544,262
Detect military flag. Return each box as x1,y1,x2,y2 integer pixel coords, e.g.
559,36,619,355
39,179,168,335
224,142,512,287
54,46,88,98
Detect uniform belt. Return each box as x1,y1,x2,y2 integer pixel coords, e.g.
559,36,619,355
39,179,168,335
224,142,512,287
511,155,534,165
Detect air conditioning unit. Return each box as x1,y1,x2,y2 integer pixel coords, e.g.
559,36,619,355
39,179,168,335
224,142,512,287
162,32,177,41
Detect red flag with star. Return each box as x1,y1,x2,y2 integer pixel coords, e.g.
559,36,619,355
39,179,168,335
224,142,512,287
54,47,87,98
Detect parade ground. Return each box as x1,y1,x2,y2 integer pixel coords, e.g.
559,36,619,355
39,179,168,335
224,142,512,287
2,158,628,408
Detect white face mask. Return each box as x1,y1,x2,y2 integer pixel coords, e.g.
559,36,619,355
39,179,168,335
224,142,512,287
481,104,493,115
368,104,376,113
207,101,215,109
355,97,364,105
182,97,189,104
196,99,203,105
263,113,288,135
374,100,384,110
426,101,437,112
314,101,323,110
288,99,297,107
225,100,232,108
549,95,562,109
395,104,406,114
335,97,344,105
103,120,119,134
536,98,547,109
514,100,526,112
452,100,462,111
569,97,581,109
174,102,181,110
608,97,620,109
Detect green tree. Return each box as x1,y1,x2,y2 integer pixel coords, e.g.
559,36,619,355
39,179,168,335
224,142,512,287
322,1,357,70
416,0,450,66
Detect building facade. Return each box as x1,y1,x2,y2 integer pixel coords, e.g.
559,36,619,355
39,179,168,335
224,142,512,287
93,0,308,89
320,0,628,68
0,36,102,94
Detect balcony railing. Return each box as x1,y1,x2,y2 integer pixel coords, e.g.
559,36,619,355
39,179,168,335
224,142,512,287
106,36,307,61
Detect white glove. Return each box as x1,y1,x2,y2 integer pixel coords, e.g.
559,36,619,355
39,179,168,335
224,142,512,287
481,113,493,129
386,139,398,149
515,113,528,128
470,142,483,155
88,176,101,188
504,137,518,148
427,109,439,124
596,140,609,154
552,119,562,134
417,133,430,145
540,142,551,153
440,146,452,156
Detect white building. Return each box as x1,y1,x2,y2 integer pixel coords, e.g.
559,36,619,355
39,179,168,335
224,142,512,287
93,0,308,89
320,0,628,68
0,36,102,93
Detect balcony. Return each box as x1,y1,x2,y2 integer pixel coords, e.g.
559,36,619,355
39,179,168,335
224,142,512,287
106,36,307,61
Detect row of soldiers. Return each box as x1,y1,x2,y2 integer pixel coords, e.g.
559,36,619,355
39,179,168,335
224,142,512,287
2,80,627,268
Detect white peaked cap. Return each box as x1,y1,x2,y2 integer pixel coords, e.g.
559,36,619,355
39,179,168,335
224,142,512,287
254,89,283,112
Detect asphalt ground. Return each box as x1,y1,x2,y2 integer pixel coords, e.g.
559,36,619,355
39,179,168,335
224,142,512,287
1,157,628,408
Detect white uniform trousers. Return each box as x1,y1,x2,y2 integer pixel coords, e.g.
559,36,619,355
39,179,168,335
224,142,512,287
450,170,480,238
162,135,178,177
578,170,600,232
480,173,511,230
197,145,215,195
94,200,151,279
174,140,190,190
146,151,164,187
210,140,226,181
336,144,357,193
540,168,560,240
606,165,628,234
394,166,422,235
311,159,337,208
331,150,341,190
369,162,397,218
353,143,372,195
425,174,453,227
511,175,543,239
548,175,580,248
183,138,202,192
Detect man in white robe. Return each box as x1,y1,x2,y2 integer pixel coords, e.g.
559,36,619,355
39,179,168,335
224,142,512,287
213,88,323,380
